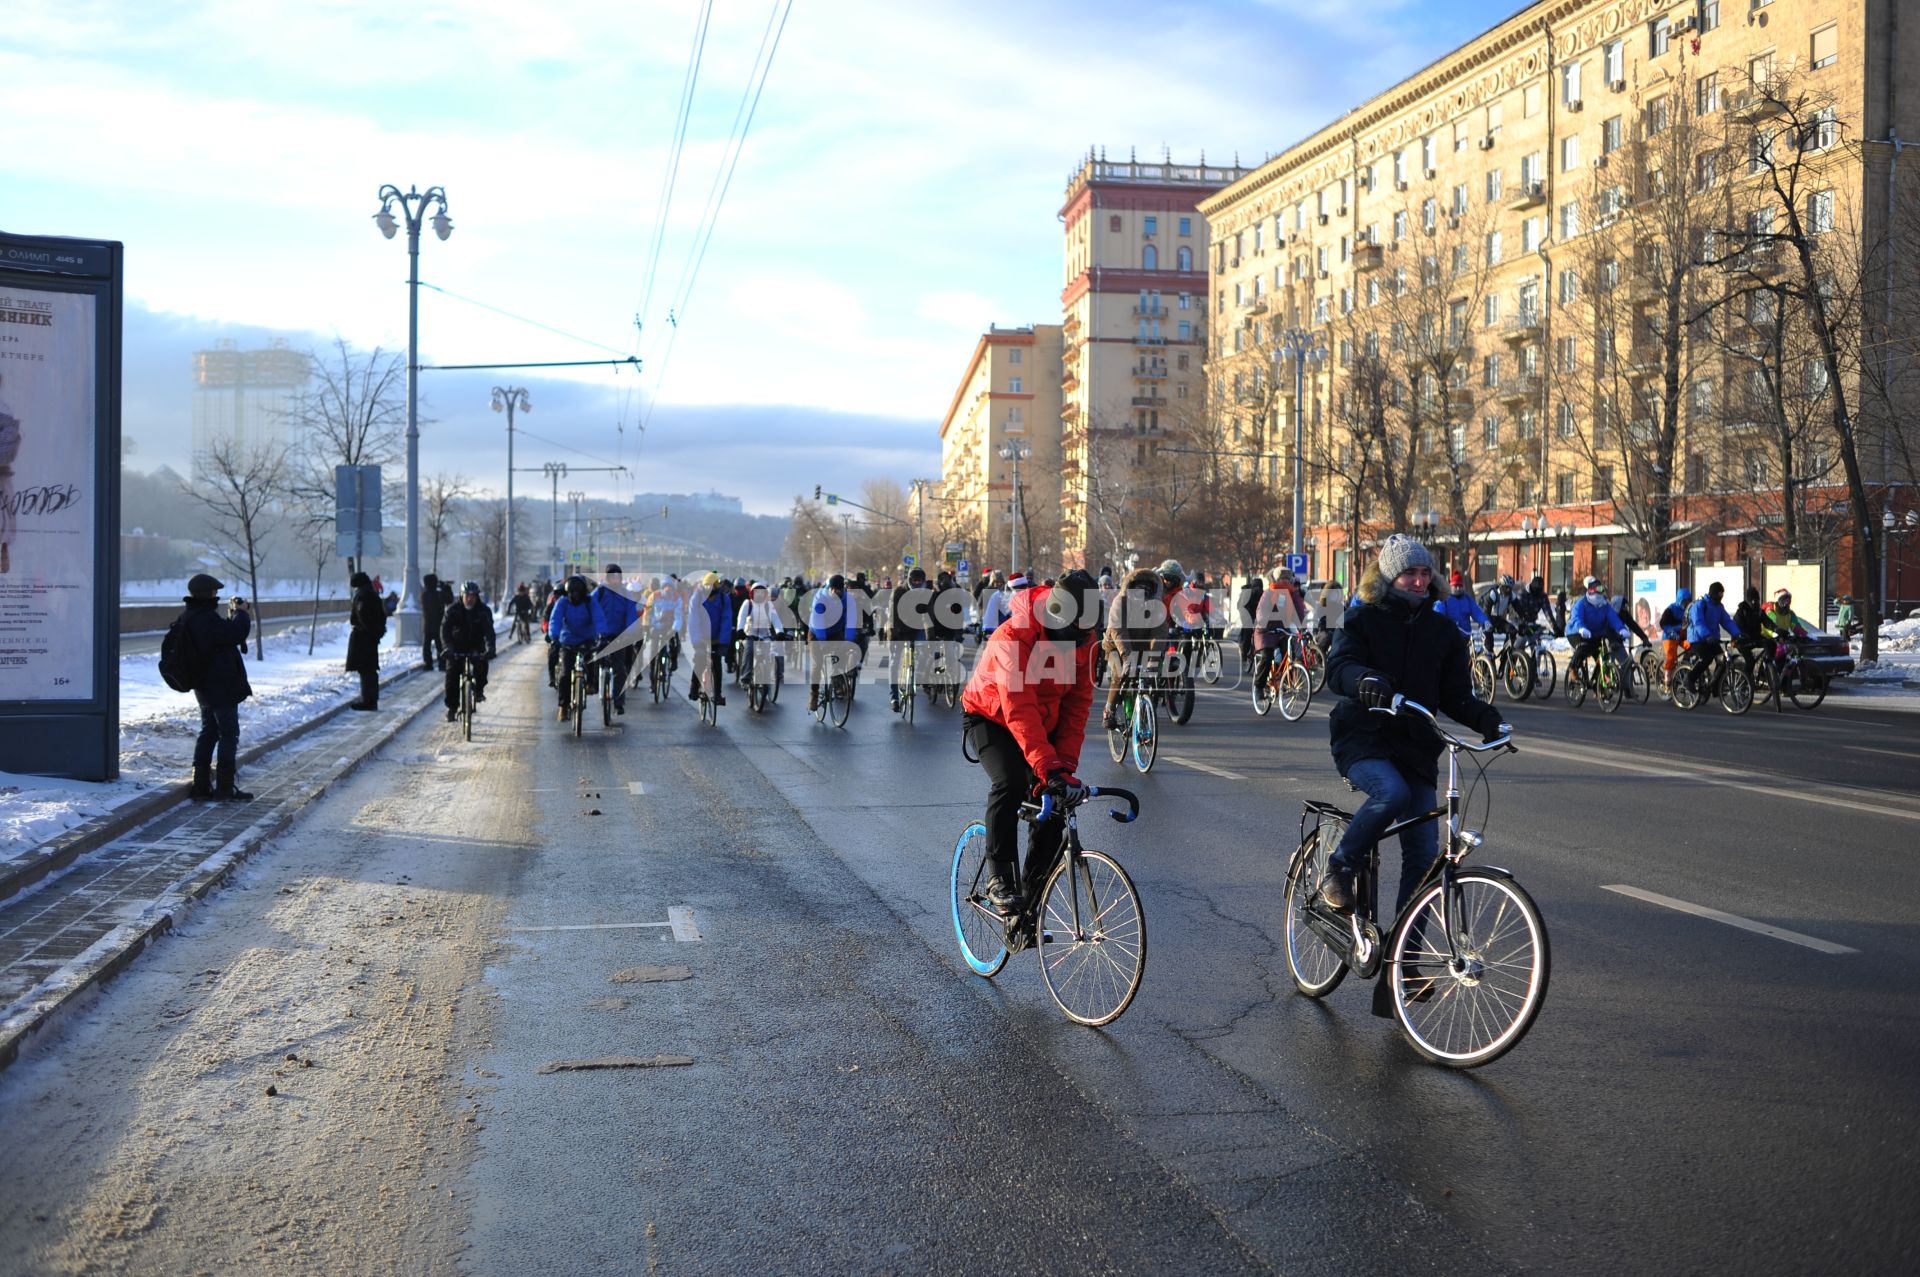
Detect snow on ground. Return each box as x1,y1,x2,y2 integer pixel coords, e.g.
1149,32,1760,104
1,621,368,852
121,578,342,603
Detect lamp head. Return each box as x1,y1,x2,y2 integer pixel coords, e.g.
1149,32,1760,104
431,212,453,241
374,209,398,239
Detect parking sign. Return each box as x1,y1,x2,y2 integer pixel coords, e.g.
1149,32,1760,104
1285,552,1310,577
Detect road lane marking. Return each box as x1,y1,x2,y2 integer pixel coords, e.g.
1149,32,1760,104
1843,746,1920,761
628,781,648,795
1166,755,1249,781
1538,738,1920,824
1601,885,1857,954
509,921,673,933
668,905,702,942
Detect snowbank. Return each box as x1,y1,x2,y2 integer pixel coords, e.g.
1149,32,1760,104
2,621,372,852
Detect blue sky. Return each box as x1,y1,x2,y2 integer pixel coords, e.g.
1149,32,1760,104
7,0,1518,514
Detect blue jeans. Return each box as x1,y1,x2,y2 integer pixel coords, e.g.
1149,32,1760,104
1329,757,1440,916
193,701,239,771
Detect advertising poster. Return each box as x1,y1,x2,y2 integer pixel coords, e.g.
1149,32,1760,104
0,285,97,701
1693,563,1747,612
1764,562,1825,627
1630,568,1678,638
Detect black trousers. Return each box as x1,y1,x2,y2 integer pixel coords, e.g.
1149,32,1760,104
965,714,1064,890
193,701,239,770
422,627,444,668
444,654,491,708
357,666,379,708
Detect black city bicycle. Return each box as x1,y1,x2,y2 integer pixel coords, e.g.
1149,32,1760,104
894,639,919,725
1281,697,1546,1067
647,637,672,703
1105,660,1158,773
1670,644,1753,714
510,615,532,645
950,785,1145,1026
744,636,781,714
597,643,620,728
1497,624,1556,701
1750,638,1829,711
812,648,855,728
1469,632,1498,704
561,645,592,737
1157,639,1196,726
1566,639,1628,713
456,653,478,742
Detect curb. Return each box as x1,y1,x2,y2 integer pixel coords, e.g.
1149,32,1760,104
0,661,420,910
0,668,445,1073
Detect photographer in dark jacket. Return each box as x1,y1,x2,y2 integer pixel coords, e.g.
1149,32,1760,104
420,573,452,669
347,571,386,710
1321,535,1506,920
180,573,255,801
440,580,497,721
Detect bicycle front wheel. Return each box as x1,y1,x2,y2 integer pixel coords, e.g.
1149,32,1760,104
1471,654,1496,704
1531,649,1557,700
1283,829,1348,998
1278,663,1311,721
1391,868,1549,1068
1168,677,1195,725
1598,661,1624,713
1305,647,1326,694
1037,850,1146,1026
1566,663,1587,708
1500,651,1534,702
1720,662,1753,715
462,678,474,742
1131,694,1157,774
950,821,1008,978
1200,643,1223,685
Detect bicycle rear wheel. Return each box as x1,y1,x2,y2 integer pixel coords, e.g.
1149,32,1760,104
829,677,852,728
1278,663,1311,721
1304,646,1326,694
1167,676,1195,725
1390,868,1549,1068
1037,850,1146,1026
1566,662,1587,708
1598,660,1624,713
1131,694,1157,774
1251,664,1274,716
949,821,1008,978
1634,648,1661,703
1108,691,1130,762
1283,829,1348,998
1791,669,1828,710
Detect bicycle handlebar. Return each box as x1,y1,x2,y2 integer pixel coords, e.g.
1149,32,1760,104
1031,785,1141,824
1371,694,1517,754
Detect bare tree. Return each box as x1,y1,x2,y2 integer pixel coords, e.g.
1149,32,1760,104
183,437,286,659
422,472,473,575
282,339,406,578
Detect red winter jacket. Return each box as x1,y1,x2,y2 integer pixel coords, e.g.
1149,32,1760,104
961,585,1097,776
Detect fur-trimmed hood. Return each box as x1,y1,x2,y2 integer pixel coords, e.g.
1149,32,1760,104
1355,560,1443,606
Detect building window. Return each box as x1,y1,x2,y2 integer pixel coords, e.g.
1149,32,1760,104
1007,406,1023,432
1393,210,1408,240
1393,150,1407,185
1557,336,1578,372
1604,40,1624,86
1486,169,1503,202
1179,216,1192,236
1560,269,1580,305
1487,99,1504,141
1485,294,1501,327
1522,216,1543,253
1177,319,1191,340
1317,246,1329,274
1525,83,1543,118
1690,379,1714,419
1177,245,1193,270
1561,134,1581,172
1452,183,1469,216
1367,278,1381,306
1483,415,1500,448
1700,1,1720,34
1454,120,1471,153
1483,353,1502,387
1698,73,1720,115
1805,107,1838,152
1008,375,1022,393
1486,230,1503,265
1421,134,1437,172
1482,482,1498,508
1648,96,1671,136
1595,466,1614,500
1560,201,1581,240
1808,189,1835,234
1422,197,1438,232
1234,282,1244,306
1696,150,1720,191
1109,214,1122,232
1557,472,1576,503
1340,234,1353,262
1144,215,1158,236
1810,24,1838,71
1253,224,1264,253
1650,16,1671,58
1143,244,1158,270
1807,358,1830,397
1602,116,1623,154
1178,292,1191,309
1177,352,1189,370
1562,60,1582,105
1009,346,1023,365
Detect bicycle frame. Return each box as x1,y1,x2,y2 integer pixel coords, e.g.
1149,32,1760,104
965,788,1141,942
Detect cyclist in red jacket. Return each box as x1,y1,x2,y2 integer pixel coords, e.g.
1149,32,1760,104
960,569,1102,915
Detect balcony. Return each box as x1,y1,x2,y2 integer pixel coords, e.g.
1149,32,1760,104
1131,364,1168,380
1730,87,1786,125
1625,274,1665,306
1130,395,1168,408
1133,334,1168,346
1506,181,1547,211
1132,304,1167,318
1446,387,1476,412
1354,243,1385,272
1733,247,1785,278
1247,296,1270,315
1729,418,1768,434
1501,312,1542,343
1498,374,1542,407
1628,340,1665,373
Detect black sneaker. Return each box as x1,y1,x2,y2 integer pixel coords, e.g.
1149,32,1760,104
983,876,1023,916
1103,705,1124,732
446,708,458,722
1316,870,1356,913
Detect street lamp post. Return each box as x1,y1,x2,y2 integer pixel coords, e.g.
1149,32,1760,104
1276,330,1328,560
490,386,530,601
567,491,586,565
543,462,567,577
372,183,453,646
840,514,853,577
998,442,1032,571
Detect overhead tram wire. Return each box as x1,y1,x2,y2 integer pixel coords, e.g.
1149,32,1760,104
622,0,714,445
418,282,634,358
639,0,794,436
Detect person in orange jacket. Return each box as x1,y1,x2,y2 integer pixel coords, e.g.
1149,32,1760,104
959,568,1102,914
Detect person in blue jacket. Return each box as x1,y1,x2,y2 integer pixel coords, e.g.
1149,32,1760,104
1657,586,1693,688
1566,575,1628,691
808,573,861,712
1683,580,1741,695
589,564,642,715
549,574,599,719
1438,571,1491,636
681,571,735,707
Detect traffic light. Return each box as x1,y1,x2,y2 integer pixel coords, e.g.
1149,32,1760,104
814,485,822,500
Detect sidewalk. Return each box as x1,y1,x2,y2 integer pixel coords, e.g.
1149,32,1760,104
0,662,448,1070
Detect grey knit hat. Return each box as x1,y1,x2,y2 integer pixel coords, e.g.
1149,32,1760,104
1377,534,1434,581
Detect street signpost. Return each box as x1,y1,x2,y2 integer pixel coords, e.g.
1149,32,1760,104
334,464,384,563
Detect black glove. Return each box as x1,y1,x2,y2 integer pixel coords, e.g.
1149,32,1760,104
1484,720,1512,744
1356,674,1395,709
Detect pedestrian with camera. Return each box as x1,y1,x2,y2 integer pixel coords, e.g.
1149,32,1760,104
169,573,255,801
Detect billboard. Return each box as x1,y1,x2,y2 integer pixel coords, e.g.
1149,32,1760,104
1693,563,1747,611
0,232,122,780
1629,568,1678,639
1763,561,1824,625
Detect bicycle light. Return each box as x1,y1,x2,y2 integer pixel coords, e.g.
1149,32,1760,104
1452,830,1484,854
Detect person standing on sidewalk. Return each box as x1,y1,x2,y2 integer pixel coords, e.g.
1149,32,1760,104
180,573,255,801
347,570,386,711
420,573,450,670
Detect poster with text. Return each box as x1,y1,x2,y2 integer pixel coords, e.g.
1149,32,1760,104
1630,568,1678,638
0,285,96,701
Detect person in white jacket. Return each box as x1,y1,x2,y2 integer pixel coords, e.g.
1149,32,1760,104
980,573,1013,639
736,581,785,690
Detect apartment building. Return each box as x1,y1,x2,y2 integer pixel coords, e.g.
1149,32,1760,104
1059,153,1254,569
937,324,1064,575
191,338,310,480
1200,0,1920,599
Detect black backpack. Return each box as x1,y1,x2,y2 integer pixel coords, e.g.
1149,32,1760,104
158,613,205,693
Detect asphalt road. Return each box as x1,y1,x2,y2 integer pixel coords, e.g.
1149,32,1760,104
4,642,1916,1274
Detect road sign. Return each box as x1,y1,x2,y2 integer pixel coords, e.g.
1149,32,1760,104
1285,552,1311,577
956,558,970,575
825,493,839,506
901,552,917,569
334,464,384,559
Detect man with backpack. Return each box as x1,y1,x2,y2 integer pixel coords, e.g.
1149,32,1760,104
166,573,255,801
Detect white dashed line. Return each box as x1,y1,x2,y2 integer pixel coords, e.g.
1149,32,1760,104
1165,755,1249,782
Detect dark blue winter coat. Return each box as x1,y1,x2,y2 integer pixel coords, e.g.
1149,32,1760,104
181,597,253,708
590,585,640,641
550,597,599,646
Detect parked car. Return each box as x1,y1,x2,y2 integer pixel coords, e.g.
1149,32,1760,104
1789,626,1856,679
